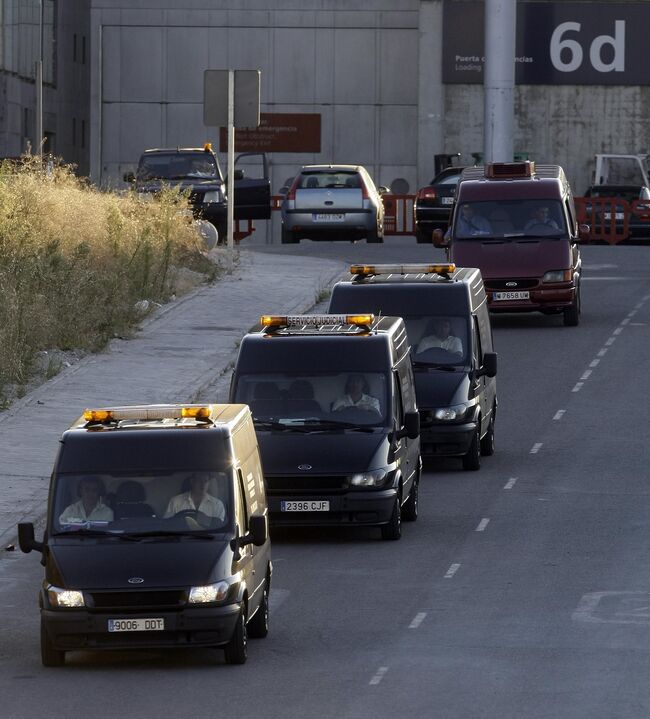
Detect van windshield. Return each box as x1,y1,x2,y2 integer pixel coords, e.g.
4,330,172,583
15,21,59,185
233,372,389,427
401,315,469,366
51,471,233,536
454,199,566,239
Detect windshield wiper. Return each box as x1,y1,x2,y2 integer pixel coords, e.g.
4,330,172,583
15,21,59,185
52,529,142,541
412,361,458,371
300,419,377,432
253,420,309,432
123,530,218,540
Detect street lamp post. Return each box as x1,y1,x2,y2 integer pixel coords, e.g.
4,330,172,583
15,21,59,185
35,0,43,157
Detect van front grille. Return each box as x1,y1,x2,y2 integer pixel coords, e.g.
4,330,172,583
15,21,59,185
266,475,348,493
89,591,185,610
485,278,538,290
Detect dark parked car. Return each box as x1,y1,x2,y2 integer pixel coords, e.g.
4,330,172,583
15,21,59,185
413,167,465,243
583,184,650,240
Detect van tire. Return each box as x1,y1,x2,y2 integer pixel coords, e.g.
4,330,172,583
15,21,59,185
41,620,65,667
224,609,248,664
402,472,419,522
247,582,269,639
381,495,402,540
563,287,580,326
462,425,481,471
367,228,383,243
281,226,298,244
480,413,496,456
415,228,432,244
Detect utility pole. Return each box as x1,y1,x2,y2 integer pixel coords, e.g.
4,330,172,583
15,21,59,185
484,0,516,163
35,0,44,157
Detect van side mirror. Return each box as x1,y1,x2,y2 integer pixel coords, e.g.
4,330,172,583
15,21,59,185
244,514,268,547
18,522,43,554
123,171,135,183
477,351,497,378
397,411,420,440
578,224,590,243
432,229,448,248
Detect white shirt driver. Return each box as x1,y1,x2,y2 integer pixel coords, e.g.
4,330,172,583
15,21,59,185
165,492,226,521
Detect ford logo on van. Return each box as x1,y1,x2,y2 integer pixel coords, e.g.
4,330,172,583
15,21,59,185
506,281,518,287
128,577,144,584
298,464,312,471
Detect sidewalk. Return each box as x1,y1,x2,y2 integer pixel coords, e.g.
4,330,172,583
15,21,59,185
0,249,346,547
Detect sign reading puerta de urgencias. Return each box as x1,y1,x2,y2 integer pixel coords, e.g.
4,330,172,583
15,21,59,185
443,0,650,85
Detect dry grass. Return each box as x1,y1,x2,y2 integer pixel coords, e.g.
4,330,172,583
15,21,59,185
0,157,218,404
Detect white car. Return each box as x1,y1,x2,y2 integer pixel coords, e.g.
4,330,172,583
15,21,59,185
280,164,386,244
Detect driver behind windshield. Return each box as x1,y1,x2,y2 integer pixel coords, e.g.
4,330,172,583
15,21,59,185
164,473,225,521
417,318,463,356
59,476,114,524
331,373,380,414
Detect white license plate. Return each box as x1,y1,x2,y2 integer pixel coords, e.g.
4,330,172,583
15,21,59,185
604,212,624,220
441,197,454,205
108,618,165,633
313,213,345,222
281,500,330,512
493,291,530,301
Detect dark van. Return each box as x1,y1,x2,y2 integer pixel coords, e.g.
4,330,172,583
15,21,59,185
329,264,497,470
229,314,421,540
18,403,271,667
433,161,588,326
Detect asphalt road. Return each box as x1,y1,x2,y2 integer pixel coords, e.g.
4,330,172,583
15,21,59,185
2,238,650,719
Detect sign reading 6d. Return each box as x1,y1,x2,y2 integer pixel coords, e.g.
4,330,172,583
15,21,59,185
550,21,625,73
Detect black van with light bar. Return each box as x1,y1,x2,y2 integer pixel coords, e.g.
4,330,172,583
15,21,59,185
328,264,497,470
18,403,271,667
229,314,421,540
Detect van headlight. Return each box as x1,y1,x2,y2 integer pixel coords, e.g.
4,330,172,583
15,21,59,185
202,190,222,204
349,469,389,487
188,581,230,604
435,404,471,422
46,584,85,608
542,269,571,283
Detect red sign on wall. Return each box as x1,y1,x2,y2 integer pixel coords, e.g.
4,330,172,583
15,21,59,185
219,113,321,153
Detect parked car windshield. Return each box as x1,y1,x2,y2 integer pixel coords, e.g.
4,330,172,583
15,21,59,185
299,171,362,189
454,199,566,238
51,471,233,536
137,152,221,181
233,371,389,427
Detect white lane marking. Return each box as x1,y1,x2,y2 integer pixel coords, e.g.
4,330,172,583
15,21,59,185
581,369,592,380
613,327,623,335
444,563,461,579
621,318,630,326
582,277,626,281
370,667,389,685
530,443,543,454
269,589,290,613
589,359,600,368
572,382,584,392
409,612,427,629
553,410,566,420
504,477,517,490
597,348,608,357
605,336,616,346
630,322,647,326
627,310,637,318
635,302,645,310
476,518,490,532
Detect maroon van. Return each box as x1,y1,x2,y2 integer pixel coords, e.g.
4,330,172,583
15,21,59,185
434,162,589,326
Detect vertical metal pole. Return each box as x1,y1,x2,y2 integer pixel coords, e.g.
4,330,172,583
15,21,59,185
227,69,235,271
484,0,516,164
35,0,44,157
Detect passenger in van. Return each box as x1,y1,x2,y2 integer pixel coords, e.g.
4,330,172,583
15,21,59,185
59,476,114,524
332,374,380,414
524,205,560,231
457,203,491,236
165,473,226,520
417,318,463,356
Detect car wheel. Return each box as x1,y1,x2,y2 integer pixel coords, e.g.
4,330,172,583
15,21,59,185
462,425,481,471
415,227,432,244
402,471,419,522
367,228,383,243
247,581,269,639
563,285,580,326
41,620,65,667
381,494,402,540
281,226,298,244
480,411,496,456
224,608,248,664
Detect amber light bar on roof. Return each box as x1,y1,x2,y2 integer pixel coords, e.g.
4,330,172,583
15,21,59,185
261,314,375,329
485,161,535,179
83,405,213,423
350,263,456,276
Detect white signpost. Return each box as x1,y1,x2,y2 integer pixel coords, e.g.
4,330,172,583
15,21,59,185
203,70,261,266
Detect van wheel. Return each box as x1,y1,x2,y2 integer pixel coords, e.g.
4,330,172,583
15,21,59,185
224,608,248,664
41,620,65,667
381,495,402,540
563,287,580,326
415,228,432,244
367,228,383,243
462,426,481,471
247,582,269,639
281,226,298,244
402,472,419,522
480,413,496,456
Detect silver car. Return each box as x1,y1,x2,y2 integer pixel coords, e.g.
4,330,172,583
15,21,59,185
280,165,386,244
